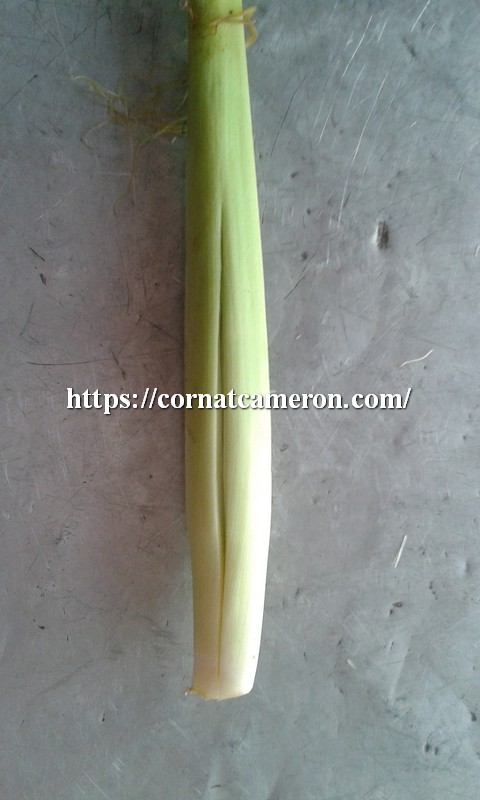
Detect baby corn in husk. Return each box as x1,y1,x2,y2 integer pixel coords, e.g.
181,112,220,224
184,0,271,699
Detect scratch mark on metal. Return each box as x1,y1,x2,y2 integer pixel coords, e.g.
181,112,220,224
110,350,126,379
0,73,38,113
140,315,181,344
36,188,76,220
342,16,372,79
19,302,34,337
347,63,366,108
168,717,192,743
26,357,112,366
29,247,45,262
361,77,403,183
411,0,431,33
270,76,307,157
81,771,113,800
328,0,339,25
338,74,388,225
284,272,307,300
393,534,408,569
74,784,90,799
377,12,393,42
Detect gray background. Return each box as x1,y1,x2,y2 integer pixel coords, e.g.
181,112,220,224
1,1,479,798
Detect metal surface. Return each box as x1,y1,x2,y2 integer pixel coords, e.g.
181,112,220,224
1,1,479,797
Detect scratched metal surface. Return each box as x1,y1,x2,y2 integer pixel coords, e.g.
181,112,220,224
1,1,479,798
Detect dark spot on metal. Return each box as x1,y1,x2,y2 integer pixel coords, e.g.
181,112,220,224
376,221,389,250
